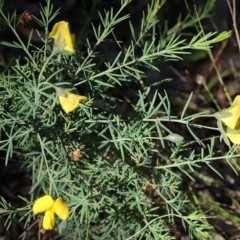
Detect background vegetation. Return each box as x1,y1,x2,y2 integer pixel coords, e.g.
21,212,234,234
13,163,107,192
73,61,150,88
0,0,240,239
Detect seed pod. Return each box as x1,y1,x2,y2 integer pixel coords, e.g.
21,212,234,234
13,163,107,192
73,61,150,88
24,11,32,22
16,11,33,30
58,220,68,234
165,133,184,143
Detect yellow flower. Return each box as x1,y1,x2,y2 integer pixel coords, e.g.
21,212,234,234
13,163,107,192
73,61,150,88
32,195,69,230
223,126,240,144
216,95,240,144
49,21,76,55
55,87,88,114
217,96,240,129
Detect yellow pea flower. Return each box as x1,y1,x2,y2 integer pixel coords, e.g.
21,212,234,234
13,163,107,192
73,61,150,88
32,195,54,214
55,87,88,114
49,21,76,55
217,96,240,129
32,195,69,230
216,95,240,144
52,197,69,220
43,209,55,230
223,126,240,144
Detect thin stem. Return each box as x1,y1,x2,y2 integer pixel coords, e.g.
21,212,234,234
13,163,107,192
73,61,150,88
153,154,240,170
193,0,232,104
0,10,38,69
126,211,202,240
43,1,51,59
226,0,240,54
126,214,178,240
38,52,56,81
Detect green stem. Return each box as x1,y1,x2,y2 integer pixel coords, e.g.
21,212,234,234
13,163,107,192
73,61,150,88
38,52,56,81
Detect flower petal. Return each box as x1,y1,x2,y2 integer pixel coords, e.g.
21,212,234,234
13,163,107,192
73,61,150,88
32,195,54,214
71,34,76,45
218,105,240,129
220,125,240,144
42,209,55,230
49,21,75,54
58,90,88,114
216,95,240,145
226,132,240,144
52,197,69,220
232,95,240,106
